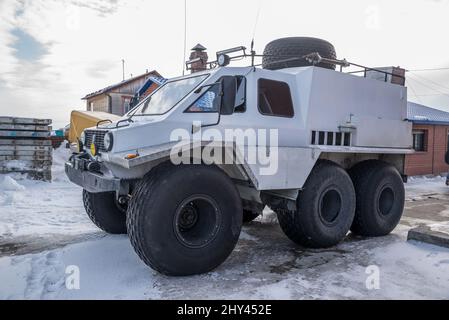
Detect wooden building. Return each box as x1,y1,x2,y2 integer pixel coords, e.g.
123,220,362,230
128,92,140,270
82,70,163,116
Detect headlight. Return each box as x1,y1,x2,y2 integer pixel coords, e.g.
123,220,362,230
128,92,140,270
79,131,86,145
217,54,230,67
104,132,113,151
79,131,86,151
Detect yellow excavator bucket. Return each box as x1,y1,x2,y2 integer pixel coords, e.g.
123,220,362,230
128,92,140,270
68,111,121,144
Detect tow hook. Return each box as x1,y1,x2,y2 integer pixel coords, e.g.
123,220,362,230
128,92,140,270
87,161,101,173
118,196,129,206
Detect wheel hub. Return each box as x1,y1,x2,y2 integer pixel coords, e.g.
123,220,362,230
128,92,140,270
179,204,199,230
319,188,342,225
378,186,395,216
174,195,221,249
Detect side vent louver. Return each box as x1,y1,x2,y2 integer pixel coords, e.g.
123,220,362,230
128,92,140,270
311,131,352,147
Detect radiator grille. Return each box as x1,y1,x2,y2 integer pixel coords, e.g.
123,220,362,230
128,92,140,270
85,130,108,151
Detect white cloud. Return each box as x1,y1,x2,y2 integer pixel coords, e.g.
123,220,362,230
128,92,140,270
0,0,449,128
0,0,20,83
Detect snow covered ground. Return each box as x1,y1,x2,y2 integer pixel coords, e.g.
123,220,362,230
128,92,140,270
0,147,448,299
406,175,448,199
0,147,98,247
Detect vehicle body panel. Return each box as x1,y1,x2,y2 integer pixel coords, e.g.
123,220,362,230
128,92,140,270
67,65,413,194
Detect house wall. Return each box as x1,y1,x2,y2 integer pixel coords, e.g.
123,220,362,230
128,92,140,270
108,77,153,116
87,95,109,113
405,123,449,176
84,74,159,116
109,93,133,116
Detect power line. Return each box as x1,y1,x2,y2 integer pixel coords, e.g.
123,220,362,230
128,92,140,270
407,67,449,72
412,94,449,97
408,71,449,92
407,74,449,96
407,75,449,99
407,80,423,104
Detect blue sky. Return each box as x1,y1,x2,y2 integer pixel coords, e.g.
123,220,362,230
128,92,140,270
1,0,449,128
11,28,48,61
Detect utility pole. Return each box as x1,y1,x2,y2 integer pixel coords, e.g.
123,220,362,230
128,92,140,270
182,0,187,76
122,59,125,81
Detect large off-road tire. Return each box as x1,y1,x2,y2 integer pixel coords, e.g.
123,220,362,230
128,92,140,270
82,190,127,234
276,160,355,248
127,163,243,276
262,37,337,71
349,160,405,237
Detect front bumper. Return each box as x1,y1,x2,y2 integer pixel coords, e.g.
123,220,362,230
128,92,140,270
65,154,120,193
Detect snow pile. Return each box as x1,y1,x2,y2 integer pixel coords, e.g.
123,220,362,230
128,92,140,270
52,143,71,182
429,223,449,234
0,176,26,191
2,160,29,171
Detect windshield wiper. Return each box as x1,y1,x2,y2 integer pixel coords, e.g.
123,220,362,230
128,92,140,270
141,97,151,114
128,96,151,120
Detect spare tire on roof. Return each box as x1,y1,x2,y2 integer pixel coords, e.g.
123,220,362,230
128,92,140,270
262,37,337,70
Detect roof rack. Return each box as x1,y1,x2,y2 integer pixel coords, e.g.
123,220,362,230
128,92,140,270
192,45,405,85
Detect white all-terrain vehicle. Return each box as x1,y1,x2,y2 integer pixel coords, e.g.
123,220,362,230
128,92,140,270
66,38,413,276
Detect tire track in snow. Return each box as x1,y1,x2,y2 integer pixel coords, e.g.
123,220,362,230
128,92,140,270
24,251,66,299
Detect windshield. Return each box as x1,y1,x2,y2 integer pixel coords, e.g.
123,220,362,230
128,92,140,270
128,74,208,117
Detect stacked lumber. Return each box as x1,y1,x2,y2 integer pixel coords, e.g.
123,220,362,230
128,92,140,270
0,117,53,181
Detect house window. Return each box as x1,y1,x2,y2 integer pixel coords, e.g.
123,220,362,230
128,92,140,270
258,79,294,118
446,130,449,152
412,130,427,152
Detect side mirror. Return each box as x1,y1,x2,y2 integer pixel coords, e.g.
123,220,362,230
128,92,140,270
220,76,237,115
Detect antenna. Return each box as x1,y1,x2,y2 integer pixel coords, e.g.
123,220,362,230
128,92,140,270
250,1,263,67
251,1,262,41
251,39,255,67
121,59,125,81
182,0,187,76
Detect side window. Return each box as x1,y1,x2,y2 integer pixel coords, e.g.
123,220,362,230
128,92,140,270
412,130,427,152
258,79,294,118
186,84,220,113
234,76,246,113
